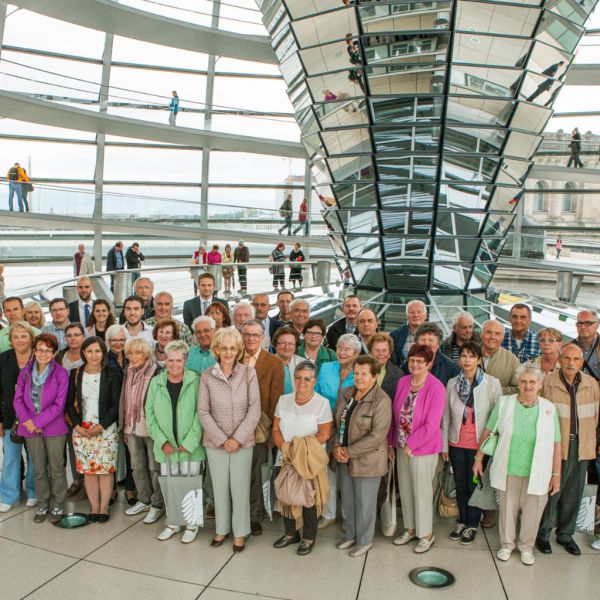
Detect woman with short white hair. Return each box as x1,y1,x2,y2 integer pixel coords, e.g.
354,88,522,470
473,364,561,565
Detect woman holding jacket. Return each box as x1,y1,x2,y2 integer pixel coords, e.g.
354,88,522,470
146,340,204,544
389,343,446,553
333,355,392,557
13,333,69,524
442,341,502,544
66,336,122,522
198,326,261,553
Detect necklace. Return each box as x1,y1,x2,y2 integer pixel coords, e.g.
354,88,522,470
410,378,426,391
517,394,538,408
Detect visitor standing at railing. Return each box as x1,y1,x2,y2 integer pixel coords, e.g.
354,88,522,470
555,237,562,261
168,90,179,126
270,242,287,290
106,241,125,293
6,162,29,212
125,242,145,284
233,240,249,295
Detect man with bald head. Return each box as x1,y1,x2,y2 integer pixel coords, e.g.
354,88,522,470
537,343,600,556
574,309,600,381
68,276,94,326
480,320,519,394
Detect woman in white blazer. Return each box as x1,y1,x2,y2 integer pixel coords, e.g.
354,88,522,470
442,341,502,545
473,364,562,566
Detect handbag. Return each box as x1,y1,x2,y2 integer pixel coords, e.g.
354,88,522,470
10,420,25,444
380,460,397,536
468,466,498,511
274,463,315,508
437,462,459,519
480,432,498,456
261,450,275,521
575,482,598,535
158,460,204,528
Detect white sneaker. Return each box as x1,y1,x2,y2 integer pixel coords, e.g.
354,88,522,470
0,503,13,513
157,525,181,541
497,547,512,562
590,538,600,550
143,507,163,524
336,539,356,550
125,501,150,516
414,536,435,554
349,543,372,557
181,527,199,544
25,498,38,508
520,551,535,565
393,531,417,546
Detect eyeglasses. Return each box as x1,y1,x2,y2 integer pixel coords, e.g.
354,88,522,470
305,330,323,337
576,320,597,327
195,329,213,335
539,338,560,343
34,348,53,354
294,376,314,382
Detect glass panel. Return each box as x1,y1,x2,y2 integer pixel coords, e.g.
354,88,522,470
453,33,530,68
456,1,540,37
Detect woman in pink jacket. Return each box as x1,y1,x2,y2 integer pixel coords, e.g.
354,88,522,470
388,343,445,554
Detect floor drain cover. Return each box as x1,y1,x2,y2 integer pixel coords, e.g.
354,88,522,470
409,567,455,589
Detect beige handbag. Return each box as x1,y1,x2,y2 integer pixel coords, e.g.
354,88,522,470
255,411,272,444
274,463,316,508
437,463,459,519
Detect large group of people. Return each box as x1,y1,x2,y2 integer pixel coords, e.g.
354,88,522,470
0,282,599,566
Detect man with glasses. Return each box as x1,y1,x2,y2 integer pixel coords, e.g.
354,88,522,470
502,303,540,363
574,310,600,381
251,294,283,349
42,298,70,350
185,316,216,375
289,298,310,341
241,319,284,536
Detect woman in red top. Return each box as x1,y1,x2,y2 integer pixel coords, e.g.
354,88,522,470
293,199,309,236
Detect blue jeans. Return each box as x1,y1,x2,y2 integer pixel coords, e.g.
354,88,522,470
8,181,23,211
448,445,481,528
0,432,36,505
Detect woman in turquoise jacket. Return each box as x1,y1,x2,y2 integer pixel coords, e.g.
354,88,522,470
146,340,205,544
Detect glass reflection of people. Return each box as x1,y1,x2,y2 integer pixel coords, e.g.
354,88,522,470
527,61,564,103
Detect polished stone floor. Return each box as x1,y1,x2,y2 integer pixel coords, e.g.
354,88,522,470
0,491,598,600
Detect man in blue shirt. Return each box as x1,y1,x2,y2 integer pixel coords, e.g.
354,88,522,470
42,298,70,350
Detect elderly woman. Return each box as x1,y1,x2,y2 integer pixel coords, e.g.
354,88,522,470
368,332,403,401
121,338,163,524
527,327,562,375
315,333,360,528
206,301,231,329
272,360,332,555
273,326,303,394
13,333,69,524
153,319,180,366
0,322,37,512
298,318,336,371
198,327,261,552
146,340,204,543
86,299,115,341
390,343,446,553
23,301,45,329
270,242,286,291
333,355,392,557
106,324,128,373
442,341,502,544
473,365,561,565
57,323,85,371
67,337,121,522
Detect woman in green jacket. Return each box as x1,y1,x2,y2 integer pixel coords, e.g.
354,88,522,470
146,340,205,544
298,318,336,373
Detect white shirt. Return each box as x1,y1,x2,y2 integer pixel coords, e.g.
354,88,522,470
262,317,272,348
125,321,156,347
274,392,332,465
78,299,94,326
199,296,212,315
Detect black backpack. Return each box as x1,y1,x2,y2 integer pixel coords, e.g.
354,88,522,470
8,167,19,181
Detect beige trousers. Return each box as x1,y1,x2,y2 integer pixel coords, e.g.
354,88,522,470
498,475,548,553
397,451,438,539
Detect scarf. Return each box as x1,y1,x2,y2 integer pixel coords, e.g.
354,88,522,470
122,359,157,434
31,361,53,415
456,367,484,424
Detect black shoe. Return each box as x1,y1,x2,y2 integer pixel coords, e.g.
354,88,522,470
97,513,110,524
273,534,300,549
297,540,314,556
535,537,552,554
556,537,581,556
250,521,263,536
88,513,99,523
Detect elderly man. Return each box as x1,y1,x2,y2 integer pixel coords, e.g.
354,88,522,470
119,277,155,324
0,297,41,351
290,298,310,340
274,290,294,325
441,311,480,364
480,320,519,394
536,343,600,556
390,299,428,365
122,295,155,346
356,308,378,354
42,298,71,350
68,276,94,326
241,319,284,536
326,294,361,350
231,300,255,331
251,294,283,348
146,291,194,347
574,309,600,381
185,316,216,374
182,272,227,329
501,303,540,363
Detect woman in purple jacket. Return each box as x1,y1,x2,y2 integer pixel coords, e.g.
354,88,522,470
13,333,69,524
388,343,445,554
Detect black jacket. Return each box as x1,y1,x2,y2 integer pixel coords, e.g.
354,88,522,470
0,349,25,428
182,295,229,328
326,316,357,350
125,247,145,269
106,247,124,272
267,318,285,341
66,365,122,430
380,360,403,402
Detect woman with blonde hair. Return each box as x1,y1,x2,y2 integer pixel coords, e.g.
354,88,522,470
198,326,260,552
527,328,562,375
23,301,45,329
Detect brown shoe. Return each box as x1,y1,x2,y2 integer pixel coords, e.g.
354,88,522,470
66,481,82,497
250,521,263,536
232,543,245,553
481,510,496,529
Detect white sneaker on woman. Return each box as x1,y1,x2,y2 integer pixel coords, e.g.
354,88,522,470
520,551,534,565
157,525,181,541
497,547,512,562
336,539,356,550
143,507,163,524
